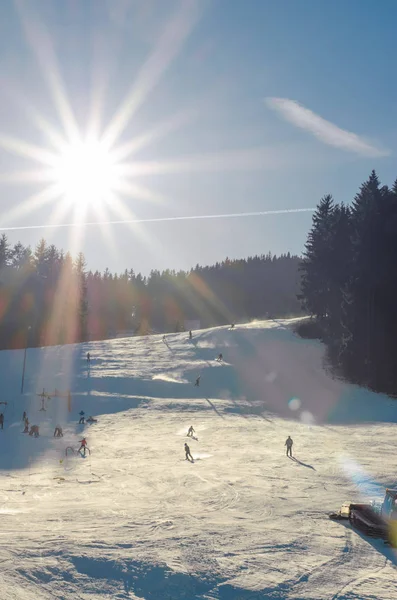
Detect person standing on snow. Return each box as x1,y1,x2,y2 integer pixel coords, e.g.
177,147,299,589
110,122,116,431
187,425,195,437
194,376,201,387
54,425,63,437
285,436,293,457
0,413,4,430
23,417,29,433
184,442,193,461
78,411,85,424
189,330,193,340
22,411,27,422
87,352,91,365
78,438,89,456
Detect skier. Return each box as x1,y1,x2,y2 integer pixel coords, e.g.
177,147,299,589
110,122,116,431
29,425,39,437
189,330,193,340
187,425,195,437
0,413,4,430
78,410,85,424
216,353,223,362
22,411,27,422
53,425,63,437
230,323,235,330
23,417,29,433
87,352,91,365
194,376,201,387
285,436,293,457
184,442,193,462
78,437,89,456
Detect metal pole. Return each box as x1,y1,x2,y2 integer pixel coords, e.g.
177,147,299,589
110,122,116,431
21,346,27,394
21,326,30,395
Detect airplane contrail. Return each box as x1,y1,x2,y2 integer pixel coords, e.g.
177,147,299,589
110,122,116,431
0,207,315,232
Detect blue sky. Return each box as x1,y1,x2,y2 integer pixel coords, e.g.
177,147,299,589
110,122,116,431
0,0,395,274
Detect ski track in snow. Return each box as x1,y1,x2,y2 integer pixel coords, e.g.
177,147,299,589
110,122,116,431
0,318,396,598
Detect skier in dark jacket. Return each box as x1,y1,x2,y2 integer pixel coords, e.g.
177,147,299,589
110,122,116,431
54,425,63,437
194,376,201,387
285,436,293,457
23,418,29,433
78,411,85,424
184,443,193,461
87,352,91,365
0,413,4,430
187,425,195,437
189,330,193,340
29,425,39,437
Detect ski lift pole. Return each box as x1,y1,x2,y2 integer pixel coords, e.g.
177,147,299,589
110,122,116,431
20,326,31,394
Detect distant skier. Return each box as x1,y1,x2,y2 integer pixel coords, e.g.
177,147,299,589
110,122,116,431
22,411,27,422
78,438,89,456
187,425,195,437
78,411,85,424
162,335,166,343
230,323,235,330
87,352,91,365
0,413,4,430
285,436,293,457
216,353,223,362
54,425,63,437
184,442,193,462
23,418,29,433
29,425,39,438
194,376,201,387
189,330,193,340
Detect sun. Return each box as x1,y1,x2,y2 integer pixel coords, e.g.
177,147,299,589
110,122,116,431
51,139,119,209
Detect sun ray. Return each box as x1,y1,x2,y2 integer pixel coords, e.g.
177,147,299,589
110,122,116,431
0,168,55,185
15,0,81,144
101,0,200,149
0,184,62,226
114,180,166,207
110,109,195,163
115,146,289,178
0,134,58,166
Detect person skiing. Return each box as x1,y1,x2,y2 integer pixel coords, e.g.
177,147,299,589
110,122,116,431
184,442,193,462
230,323,235,330
285,436,293,457
87,352,91,365
78,438,89,456
29,425,39,437
78,411,85,424
187,425,195,437
22,411,27,421
54,425,63,437
189,330,193,340
23,417,29,433
0,413,4,430
217,353,223,362
194,376,201,387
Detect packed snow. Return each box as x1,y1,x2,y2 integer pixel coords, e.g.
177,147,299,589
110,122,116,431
0,319,397,599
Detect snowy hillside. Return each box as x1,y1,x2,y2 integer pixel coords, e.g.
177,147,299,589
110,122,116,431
0,319,397,599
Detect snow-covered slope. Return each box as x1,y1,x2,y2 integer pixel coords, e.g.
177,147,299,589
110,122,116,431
0,319,397,599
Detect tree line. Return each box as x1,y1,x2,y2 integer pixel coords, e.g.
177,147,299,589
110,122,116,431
0,236,303,349
299,170,397,395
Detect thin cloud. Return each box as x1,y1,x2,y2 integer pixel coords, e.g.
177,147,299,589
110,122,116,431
265,97,389,158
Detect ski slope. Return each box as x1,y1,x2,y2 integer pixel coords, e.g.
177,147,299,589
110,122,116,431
0,319,397,599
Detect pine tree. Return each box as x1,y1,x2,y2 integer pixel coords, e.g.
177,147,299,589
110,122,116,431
300,194,336,321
